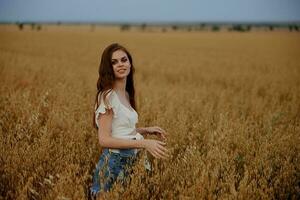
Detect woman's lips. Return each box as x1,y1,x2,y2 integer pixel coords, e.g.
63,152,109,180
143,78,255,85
118,69,126,73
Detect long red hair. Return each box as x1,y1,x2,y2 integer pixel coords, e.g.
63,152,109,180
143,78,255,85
93,43,136,129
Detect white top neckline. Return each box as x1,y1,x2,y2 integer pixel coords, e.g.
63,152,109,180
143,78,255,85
112,90,136,113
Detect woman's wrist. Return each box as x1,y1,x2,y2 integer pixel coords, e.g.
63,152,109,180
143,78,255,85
136,139,146,148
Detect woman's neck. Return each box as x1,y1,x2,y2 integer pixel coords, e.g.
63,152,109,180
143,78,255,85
113,78,126,94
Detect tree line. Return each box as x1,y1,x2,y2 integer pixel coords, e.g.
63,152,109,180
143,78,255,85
13,22,300,32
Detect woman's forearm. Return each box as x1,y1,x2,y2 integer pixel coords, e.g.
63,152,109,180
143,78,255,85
136,127,148,135
99,135,145,149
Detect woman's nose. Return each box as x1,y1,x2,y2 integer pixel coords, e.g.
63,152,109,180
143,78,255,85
117,62,124,67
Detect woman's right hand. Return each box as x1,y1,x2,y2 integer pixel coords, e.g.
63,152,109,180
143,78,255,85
142,139,169,159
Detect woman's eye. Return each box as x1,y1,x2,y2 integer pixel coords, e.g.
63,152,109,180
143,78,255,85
111,61,117,65
121,58,128,63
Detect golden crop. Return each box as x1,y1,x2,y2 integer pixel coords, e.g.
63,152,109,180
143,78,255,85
0,25,299,199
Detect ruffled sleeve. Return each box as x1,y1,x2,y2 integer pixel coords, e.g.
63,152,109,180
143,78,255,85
95,90,120,128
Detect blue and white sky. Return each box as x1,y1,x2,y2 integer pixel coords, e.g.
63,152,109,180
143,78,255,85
0,0,300,23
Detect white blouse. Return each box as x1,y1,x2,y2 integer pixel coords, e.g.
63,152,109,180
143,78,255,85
95,90,144,145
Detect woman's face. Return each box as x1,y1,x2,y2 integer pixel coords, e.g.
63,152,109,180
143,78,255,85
111,50,131,79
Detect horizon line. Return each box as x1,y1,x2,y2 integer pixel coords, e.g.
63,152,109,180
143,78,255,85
1,19,300,25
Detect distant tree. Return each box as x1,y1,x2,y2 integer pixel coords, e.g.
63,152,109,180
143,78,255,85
120,24,131,31
31,23,35,30
269,25,273,31
140,23,147,31
246,25,251,31
211,25,220,32
171,25,178,31
231,24,249,32
161,27,167,33
289,25,299,32
17,23,24,30
235,24,244,32
57,21,61,26
36,25,42,31
196,23,206,31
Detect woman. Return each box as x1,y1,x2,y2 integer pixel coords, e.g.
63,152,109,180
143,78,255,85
90,43,168,197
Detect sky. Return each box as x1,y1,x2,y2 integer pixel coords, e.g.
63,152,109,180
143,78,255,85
0,0,300,23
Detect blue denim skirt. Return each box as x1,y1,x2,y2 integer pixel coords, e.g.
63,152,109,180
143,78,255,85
90,148,138,195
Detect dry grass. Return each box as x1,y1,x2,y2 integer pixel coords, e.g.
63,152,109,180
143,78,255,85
0,25,300,199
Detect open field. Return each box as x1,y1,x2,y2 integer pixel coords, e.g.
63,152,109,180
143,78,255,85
0,25,300,199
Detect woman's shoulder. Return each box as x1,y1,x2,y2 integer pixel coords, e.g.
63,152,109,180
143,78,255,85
97,89,119,109
98,89,116,102
95,89,120,119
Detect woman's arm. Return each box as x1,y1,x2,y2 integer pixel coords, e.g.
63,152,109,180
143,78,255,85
98,109,143,148
136,126,168,140
97,109,168,158
136,127,148,135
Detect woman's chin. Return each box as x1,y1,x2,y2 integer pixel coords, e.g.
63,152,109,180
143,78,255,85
115,75,127,80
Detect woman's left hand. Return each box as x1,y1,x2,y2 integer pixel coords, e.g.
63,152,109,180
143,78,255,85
145,126,168,140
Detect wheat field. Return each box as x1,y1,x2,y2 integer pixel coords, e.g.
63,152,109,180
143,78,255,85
0,25,300,199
